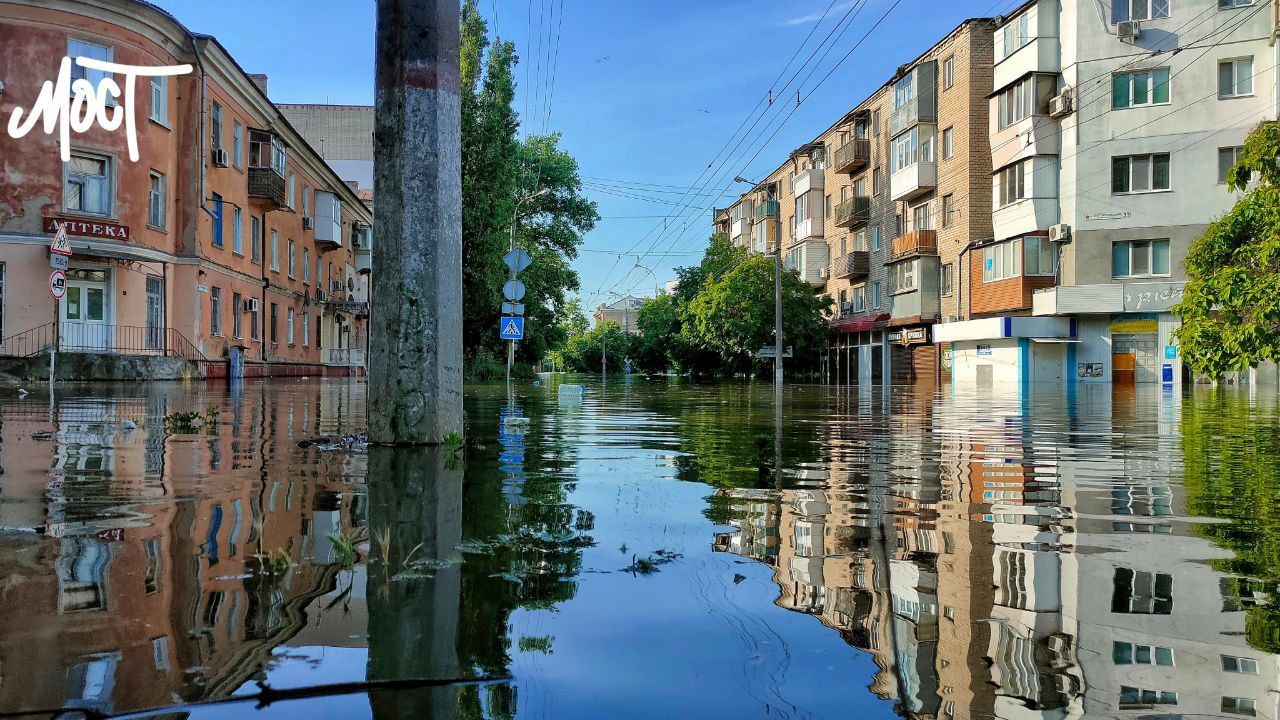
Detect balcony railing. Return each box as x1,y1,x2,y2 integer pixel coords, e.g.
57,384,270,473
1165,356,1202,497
832,138,871,174
248,166,287,208
326,300,370,317
891,229,937,260
0,322,206,361
323,347,366,367
832,250,870,280
754,199,779,220
834,196,871,229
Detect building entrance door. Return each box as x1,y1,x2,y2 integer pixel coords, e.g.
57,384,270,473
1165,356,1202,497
1113,333,1158,385
145,275,164,351
61,269,111,351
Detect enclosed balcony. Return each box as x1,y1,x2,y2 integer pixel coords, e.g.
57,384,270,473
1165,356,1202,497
784,239,829,288
832,250,870,280
754,199,779,221
834,196,871,229
889,63,937,137
890,159,936,202
891,230,937,261
832,138,871,174
247,129,288,209
793,167,824,196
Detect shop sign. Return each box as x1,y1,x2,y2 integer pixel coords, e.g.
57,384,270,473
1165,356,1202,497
888,328,928,345
1078,362,1104,378
1164,345,1178,360
1110,313,1158,334
1122,281,1186,312
942,349,953,372
43,216,130,241
977,344,992,356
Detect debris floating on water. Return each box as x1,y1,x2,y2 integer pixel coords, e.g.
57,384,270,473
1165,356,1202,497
298,434,368,453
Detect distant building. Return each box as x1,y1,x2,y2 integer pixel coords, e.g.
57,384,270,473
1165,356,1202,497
594,296,646,334
277,104,375,193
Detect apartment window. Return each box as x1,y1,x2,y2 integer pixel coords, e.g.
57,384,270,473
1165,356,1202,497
795,193,810,223
232,292,243,339
316,258,324,290
941,263,954,296
911,202,931,232
942,127,953,160
210,287,222,336
303,249,311,284
1120,687,1177,707
1113,641,1174,666
148,172,165,228
852,285,867,312
1112,567,1173,614
56,537,110,612
1219,58,1254,97
232,207,243,254
1000,14,1031,59
269,303,279,343
983,239,1022,282
65,151,112,216
0,263,5,339
211,193,223,247
997,75,1055,129
1223,656,1260,674
1219,146,1244,183
1112,239,1170,277
287,173,297,209
872,108,880,136
872,167,882,195
870,225,881,252
1223,698,1257,717
210,103,223,152
249,130,287,176
1112,153,1170,193
997,161,1028,207
270,230,280,271
871,281,881,308
149,75,168,124
1113,68,1170,108
287,307,295,345
1025,235,1057,276
824,194,832,219
288,239,296,278
68,39,112,89
1220,0,1255,6
251,216,262,263
892,127,929,172
232,122,243,168
249,299,260,341
854,177,867,196
852,229,867,252
302,313,309,347
942,56,954,90
890,260,917,294
303,185,312,218
941,194,954,227
1112,0,1170,21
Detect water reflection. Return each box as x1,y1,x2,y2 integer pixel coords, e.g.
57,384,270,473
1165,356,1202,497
0,380,1277,718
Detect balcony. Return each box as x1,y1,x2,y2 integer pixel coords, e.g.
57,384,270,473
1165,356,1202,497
794,168,824,196
834,196,871,229
732,217,752,241
323,347,366,367
326,299,370,317
795,216,823,242
891,230,937,261
248,167,287,209
832,250,870,280
754,199,779,221
784,239,829,287
832,138,871,174
355,247,371,274
890,97,937,138
890,160,936,202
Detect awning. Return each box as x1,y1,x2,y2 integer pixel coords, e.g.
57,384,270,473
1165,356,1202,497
1028,338,1080,343
830,313,890,333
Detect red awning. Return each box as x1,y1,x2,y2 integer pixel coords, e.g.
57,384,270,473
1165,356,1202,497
829,313,889,333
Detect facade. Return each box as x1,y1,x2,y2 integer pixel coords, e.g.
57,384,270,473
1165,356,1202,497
0,0,373,378
594,295,646,334
277,103,376,193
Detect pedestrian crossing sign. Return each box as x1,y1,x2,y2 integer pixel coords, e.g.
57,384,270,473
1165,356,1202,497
500,316,524,340
50,221,72,255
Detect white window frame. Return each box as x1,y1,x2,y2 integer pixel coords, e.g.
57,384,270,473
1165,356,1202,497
270,230,280,272
302,313,309,347
996,160,1028,207
232,206,243,255
983,238,1022,283
67,39,113,103
149,75,168,125
1112,153,1171,194
1219,57,1254,98
1024,235,1057,276
64,150,114,217
303,249,311,284
288,239,296,278
1112,239,1171,278
287,307,295,345
232,122,243,168
1113,68,1171,109
148,171,165,228
1218,146,1244,183
942,127,953,160
890,259,918,295
210,103,223,152
1112,0,1170,22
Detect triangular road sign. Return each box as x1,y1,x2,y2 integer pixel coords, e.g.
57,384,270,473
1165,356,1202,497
50,222,72,255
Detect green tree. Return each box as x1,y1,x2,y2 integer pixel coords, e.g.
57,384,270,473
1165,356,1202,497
560,321,633,373
1175,121,1280,377
634,293,681,373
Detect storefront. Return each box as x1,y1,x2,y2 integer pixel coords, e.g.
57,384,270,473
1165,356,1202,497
888,326,938,386
827,313,890,387
932,316,1076,387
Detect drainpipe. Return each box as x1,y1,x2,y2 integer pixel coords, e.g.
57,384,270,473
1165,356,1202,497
189,38,216,222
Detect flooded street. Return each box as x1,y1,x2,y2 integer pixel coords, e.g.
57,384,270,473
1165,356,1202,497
1,378,1278,719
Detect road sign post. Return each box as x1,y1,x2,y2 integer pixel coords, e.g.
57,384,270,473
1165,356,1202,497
502,249,533,387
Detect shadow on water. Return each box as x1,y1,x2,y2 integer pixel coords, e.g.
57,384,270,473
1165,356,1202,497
2,377,1280,718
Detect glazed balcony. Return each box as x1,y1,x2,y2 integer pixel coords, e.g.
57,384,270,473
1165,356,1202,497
754,200,779,221
793,168,824,196
832,138,871,174
891,230,937,261
832,250,870,280
834,196,871,229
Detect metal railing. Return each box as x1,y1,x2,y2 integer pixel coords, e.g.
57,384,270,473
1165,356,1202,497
753,199,779,220
832,250,870,280
834,196,871,228
832,138,871,173
0,322,206,361
324,347,367,366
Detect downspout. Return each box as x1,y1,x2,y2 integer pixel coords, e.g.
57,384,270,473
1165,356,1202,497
189,37,216,222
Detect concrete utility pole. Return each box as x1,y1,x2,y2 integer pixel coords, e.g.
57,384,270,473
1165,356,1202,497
774,243,784,386
369,0,463,445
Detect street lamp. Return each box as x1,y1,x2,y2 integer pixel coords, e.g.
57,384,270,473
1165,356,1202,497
507,187,553,387
734,175,783,386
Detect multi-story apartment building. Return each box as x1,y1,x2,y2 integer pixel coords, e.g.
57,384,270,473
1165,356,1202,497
936,0,1278,395
0,0,373,379
593,295,647,334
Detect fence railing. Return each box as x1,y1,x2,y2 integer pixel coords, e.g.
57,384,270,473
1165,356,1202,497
323,347,367,367
0,323,207,362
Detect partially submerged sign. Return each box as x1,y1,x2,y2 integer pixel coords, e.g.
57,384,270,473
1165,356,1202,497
756,346,793,359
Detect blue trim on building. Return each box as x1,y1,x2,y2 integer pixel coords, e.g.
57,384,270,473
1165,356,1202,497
1018,338,1030,387
1002,317,1013,338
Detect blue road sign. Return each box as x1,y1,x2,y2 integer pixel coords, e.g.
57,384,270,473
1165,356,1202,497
500,316,525,340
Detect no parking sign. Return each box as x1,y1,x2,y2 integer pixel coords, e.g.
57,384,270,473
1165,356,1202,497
49,269,66,300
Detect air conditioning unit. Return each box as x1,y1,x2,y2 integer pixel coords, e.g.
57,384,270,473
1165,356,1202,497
820,267,830,279
1048,223,1072,243
246,297,260,312
1048,89,1073,119
1117,19,1141,41
302,216,314,230
212,148,229,167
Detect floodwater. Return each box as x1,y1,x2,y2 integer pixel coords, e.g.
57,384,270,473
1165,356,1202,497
0,378,1278,719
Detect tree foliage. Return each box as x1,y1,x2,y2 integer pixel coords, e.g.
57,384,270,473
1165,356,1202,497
1175,121,1280,377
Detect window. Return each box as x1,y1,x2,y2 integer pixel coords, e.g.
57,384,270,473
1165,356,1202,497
270,230,280,271
942,194,954,228
68,39,112,89
941,263,954,296
211,193,223,247
251,216,262,263
269,303,279,343
1024,235,1057,276
871,281,881,308
303,249,311,284
210,103,222,152
1223,656,1260,674
1120,687,1177,707
942,127,953,160
303,185,312,218
148,172,165,228
316,258,324,290
1220,0,1255,6
911,202,932,232
56,537,110,612
1112,0,1170,22
0,262,5,339
871,108,880,136
997,161,1028,207
892,127,932,172
249,130,287,176
943,56,954,90
1219,58,1254,97
287,307,295,345
1000,14,1031,59
1112,239,1170,277
983,239,1022,282
824,194,832,219
65,152,112,216
149,75,167,124
795,193,810,223
996,75,1055,129
1113,68,1170,108
287,173,297,209
232,122,243,168
872,167,882,195
288,239,296,278
1112,567,1173,614
232,292,242,339
1219,146,1244,183
302,313,309,347
210,287,222,336
1223,698,1257,717
1112,153,1170,193
1113,641,1174,666
890,260,917,294
249,299,260,341
870,225,881,252
232,207,243,254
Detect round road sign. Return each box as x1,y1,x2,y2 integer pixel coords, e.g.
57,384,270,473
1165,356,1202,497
49,270,67,300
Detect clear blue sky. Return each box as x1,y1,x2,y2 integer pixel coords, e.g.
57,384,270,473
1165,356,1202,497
157,0,1011,310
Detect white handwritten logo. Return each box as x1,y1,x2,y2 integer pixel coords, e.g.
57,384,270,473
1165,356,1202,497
6,56,192,163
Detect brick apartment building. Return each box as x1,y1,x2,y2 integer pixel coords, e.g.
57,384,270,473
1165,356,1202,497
0,0,373,379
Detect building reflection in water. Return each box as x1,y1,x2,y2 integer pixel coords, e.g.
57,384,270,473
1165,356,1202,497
712,385,1280,720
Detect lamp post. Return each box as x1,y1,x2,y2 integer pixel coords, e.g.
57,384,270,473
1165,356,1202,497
734,175,783,387
507,187,551,388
